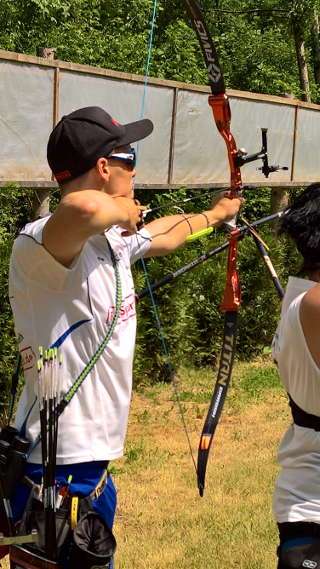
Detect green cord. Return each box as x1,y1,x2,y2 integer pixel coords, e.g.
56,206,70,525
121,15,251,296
30,241,122,454
58,241,122,412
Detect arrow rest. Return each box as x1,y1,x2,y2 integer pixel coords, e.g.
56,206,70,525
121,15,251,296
235,128,288,178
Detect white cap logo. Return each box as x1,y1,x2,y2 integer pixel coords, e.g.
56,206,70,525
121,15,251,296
303,560,318,568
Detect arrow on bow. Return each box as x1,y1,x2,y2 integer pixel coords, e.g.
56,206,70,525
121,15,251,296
184,0,285,497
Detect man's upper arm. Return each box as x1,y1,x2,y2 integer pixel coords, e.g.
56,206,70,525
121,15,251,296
11,228,75,292
43,191,132,267
126,227,152,264
43,194,96,267
142,221,178,258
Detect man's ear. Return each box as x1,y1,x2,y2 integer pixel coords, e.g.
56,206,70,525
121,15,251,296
97,157,110,179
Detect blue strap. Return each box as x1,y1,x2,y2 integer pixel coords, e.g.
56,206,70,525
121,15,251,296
281,537,318,552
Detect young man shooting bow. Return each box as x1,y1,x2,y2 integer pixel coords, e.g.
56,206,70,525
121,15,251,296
6,106,241,566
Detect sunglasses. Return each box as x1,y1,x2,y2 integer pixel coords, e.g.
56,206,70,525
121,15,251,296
107,147,136,169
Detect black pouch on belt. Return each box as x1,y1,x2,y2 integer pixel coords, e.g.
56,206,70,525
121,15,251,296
68,496,116,569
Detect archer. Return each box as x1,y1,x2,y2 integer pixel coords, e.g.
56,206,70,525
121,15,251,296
1,105,241,567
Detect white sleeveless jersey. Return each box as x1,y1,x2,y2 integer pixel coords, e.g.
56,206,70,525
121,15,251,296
272,276,320,523
9,216,151,464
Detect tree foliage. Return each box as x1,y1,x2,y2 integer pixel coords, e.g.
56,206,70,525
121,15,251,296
1,0,320,98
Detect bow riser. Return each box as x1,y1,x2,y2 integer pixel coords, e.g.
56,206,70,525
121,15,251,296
208,95,243,193
220,230,241,311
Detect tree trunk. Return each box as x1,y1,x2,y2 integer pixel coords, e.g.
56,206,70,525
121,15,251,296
270,188,289,233
293,23,311,102
312,8,320,85
270,84,294,220
271,188,289,214
31,47,57,219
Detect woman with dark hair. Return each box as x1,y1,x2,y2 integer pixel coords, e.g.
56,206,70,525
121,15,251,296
273,183,320,568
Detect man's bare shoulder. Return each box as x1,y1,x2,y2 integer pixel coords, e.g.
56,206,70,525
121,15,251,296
42,191,104,267
300,284,320,367
301,284,320,313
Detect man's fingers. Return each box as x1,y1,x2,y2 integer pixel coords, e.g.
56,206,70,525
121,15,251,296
134,199,148,217
223,190,244,200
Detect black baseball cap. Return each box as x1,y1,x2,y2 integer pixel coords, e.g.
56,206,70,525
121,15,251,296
47,106,153,183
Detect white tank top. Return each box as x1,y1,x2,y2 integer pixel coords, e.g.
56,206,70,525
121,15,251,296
272,276,320,523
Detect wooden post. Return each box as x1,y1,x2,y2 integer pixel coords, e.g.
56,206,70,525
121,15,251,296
31,48,57,220
31,189,52,220
271,188,289,214
36,47,56,59
269,93,295,224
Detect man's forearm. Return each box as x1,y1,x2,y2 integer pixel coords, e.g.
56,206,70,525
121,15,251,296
145,209,224,255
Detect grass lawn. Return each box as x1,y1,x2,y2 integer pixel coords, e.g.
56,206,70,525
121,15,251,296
112,358,288,568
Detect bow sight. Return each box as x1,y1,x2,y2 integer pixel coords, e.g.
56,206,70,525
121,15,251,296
235,127,288,178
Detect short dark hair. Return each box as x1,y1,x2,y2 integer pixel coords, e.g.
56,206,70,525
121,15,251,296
279,183,320,271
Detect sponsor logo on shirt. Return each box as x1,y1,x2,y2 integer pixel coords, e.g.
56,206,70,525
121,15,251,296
303,561,318,568
20,346,36,371
106,294,136,324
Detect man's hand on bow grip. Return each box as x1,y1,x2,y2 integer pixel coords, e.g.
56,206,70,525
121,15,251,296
209,191,243,225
